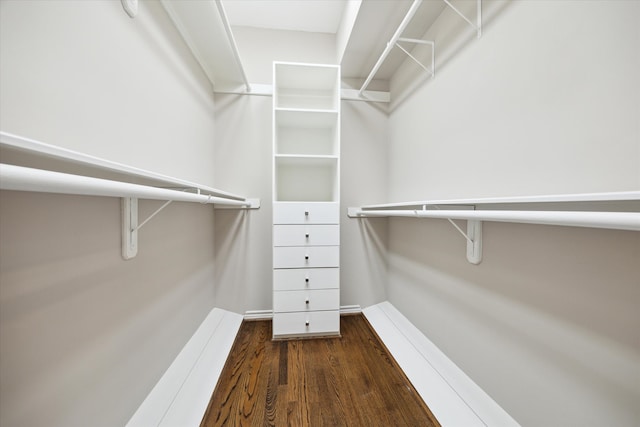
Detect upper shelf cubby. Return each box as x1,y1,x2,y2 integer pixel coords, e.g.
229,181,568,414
274,62,340,111
274,109,339,156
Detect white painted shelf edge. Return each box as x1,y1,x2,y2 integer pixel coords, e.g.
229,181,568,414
348,208,640,231
0,163,255,207
355,191,640,208
363,301,521,427
0,131,246,201
126,308,243,427
349,192,639,264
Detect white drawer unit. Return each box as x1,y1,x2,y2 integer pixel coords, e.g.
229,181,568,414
273,62,340,340
273,246,339,269
272,310,340,339
273,202,339,224
273,268,339,291
273,289,339,313
273,225,340,247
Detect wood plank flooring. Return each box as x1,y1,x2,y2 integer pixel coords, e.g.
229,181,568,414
201,314,440,426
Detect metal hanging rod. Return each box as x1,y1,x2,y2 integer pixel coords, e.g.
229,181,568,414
348,198,639,265
0,163,260,260
357,191,640,209
347,208,640,232
0,163,255,206
0,131,246,201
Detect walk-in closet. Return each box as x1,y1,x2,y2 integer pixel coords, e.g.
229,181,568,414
0,1,638,426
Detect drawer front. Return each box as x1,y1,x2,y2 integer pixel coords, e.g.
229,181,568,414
273,268,339,291
273,289,339,313
273,311,340,338
273,225,339,247
273,202,339,224
273,246,339,269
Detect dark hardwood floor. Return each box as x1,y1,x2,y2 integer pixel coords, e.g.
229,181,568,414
201,314,440,426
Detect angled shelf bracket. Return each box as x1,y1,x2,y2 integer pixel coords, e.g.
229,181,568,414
443,0,482,39
122,196,260,260
395,37,435,78
122,198,175,260
428,205,482,264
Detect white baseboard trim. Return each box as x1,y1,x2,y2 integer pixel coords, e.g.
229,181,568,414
127,308,243,427
245,305,362,320
363,301,520,427
340,304,362,314
244,309,272,320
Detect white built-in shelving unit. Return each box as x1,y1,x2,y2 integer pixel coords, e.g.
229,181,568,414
272,62,341,339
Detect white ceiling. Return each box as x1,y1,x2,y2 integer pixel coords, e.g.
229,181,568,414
222,0,347,34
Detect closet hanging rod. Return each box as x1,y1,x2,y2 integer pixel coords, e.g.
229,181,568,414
358,0,423,97
358,191,640,209
0,163,254,207
347,208,640,231
214,0,250,93
0,131,246,201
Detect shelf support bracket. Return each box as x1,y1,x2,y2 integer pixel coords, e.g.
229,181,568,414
396,38,435,78
465,220,482,264
122,197,138,260
443,0,482,38
429,205,482,264
122,197,177,260
122,196,259,260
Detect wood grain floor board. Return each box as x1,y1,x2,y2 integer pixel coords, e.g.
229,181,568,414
201,314,439,427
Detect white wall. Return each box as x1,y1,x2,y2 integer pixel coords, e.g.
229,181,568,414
0,0,217,186
232,26,336,84
213,27,389,313
385,1,640,426
0,1,220,425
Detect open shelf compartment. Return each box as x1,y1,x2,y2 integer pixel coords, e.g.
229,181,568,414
274,62,340,111
274,156,339,202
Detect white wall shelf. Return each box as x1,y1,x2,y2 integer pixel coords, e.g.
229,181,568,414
159,0,249,92
354,191,640,209
349,192,640,264
0,132,260,260
359,0,482,97
0,131,245,200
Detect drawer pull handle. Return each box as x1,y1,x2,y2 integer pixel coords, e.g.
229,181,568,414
305,320,310,326
305,299,310,305
304,211,309,217
305,233,310,238
304,255,309,261
305,277,310,284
